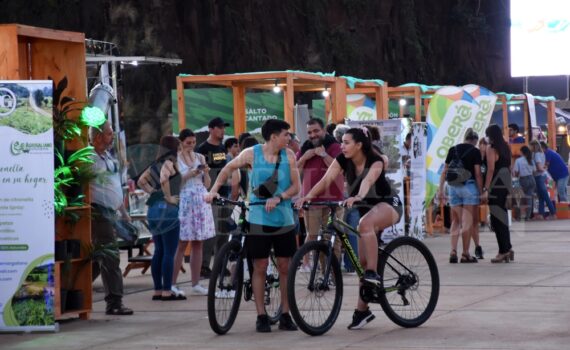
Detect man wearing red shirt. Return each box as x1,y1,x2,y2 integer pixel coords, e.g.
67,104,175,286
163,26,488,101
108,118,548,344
297,118,344,263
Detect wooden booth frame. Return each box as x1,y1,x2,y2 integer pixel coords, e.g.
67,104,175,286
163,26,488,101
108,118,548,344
176,71,344,135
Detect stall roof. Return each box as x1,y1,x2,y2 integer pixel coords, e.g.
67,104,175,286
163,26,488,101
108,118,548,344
496,92,556,102
86,55,182,66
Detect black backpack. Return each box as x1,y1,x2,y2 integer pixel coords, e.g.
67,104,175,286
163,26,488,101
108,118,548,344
445,147,472,186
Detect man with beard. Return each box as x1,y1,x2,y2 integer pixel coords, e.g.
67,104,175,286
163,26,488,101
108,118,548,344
297,118,344,265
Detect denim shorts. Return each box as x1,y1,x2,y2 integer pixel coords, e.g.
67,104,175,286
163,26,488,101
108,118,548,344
448,180,480,207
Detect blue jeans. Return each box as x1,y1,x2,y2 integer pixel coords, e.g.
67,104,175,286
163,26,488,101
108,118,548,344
147,201,180,291
343,208,360,271
556,176,569,202
448,180,480,206
534,175,556,216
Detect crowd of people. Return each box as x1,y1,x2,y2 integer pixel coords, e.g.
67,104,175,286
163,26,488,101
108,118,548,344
437,123,568,265
88,117,568,332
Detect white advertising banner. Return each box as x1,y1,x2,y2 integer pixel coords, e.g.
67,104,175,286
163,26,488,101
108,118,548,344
0,81,55,332
426,86,480,205
409,123,427,240
348,119,406,241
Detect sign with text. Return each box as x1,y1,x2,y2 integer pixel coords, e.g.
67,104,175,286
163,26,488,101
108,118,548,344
171,88,284,135
0,81,55,332
410,122,427,240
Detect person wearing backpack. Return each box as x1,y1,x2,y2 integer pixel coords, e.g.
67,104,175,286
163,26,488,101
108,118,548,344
438,129,483,263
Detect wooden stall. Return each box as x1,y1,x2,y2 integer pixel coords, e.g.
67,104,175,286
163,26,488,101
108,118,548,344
0,24,91,320
337,76,388,120
387,84,440,122
176,71,342,134
495,93,557,155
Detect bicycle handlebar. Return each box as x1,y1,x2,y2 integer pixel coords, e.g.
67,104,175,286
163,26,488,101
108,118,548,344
300,200,366,210
212,197,247,208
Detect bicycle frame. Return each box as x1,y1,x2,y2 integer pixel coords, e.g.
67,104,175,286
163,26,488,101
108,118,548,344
312,202,418,295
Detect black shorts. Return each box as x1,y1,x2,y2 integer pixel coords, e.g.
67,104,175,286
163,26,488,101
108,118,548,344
246,224,297,260
358,195,403,221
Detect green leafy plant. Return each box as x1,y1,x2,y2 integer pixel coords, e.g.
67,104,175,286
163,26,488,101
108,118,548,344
54,146,96,215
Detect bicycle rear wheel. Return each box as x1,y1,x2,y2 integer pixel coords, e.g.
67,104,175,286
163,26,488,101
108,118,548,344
377,236,439,328
265,251,282,324
207,240,244,334
287,241,343,336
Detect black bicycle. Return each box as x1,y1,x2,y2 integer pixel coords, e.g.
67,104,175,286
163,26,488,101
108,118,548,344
207,198,281,335
287,201,439,336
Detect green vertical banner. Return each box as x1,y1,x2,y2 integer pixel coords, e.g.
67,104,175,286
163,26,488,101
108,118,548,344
0,81,56,332
171,88,283,136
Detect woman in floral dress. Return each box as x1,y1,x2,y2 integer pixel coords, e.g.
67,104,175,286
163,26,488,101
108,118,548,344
171,129,215,295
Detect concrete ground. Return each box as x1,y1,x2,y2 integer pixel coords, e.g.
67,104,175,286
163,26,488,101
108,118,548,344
4,220,570,350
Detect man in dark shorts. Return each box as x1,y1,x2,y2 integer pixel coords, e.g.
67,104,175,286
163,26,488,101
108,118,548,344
205,119,301,333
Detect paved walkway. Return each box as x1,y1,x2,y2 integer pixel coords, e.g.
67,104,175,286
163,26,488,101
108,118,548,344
4,220,570,350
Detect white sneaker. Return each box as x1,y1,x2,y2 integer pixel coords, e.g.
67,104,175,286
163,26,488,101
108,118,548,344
215,290,236,299
171,285,186,297
191,284,208,296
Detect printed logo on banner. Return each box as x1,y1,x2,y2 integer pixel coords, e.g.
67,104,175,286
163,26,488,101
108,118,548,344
462,85,497,137
0,88,17,117
10,141,53,156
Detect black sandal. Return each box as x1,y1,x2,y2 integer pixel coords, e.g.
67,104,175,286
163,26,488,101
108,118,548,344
162,293,187,301
460,253,478,263
449,250,458,264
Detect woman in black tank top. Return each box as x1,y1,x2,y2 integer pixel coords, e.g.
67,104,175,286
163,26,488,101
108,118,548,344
296,128,402,322
483,125,514,263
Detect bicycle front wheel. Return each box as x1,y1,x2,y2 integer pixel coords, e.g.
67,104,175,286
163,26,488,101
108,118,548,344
207,240,244,335
287,241,343,336
378,236,439,328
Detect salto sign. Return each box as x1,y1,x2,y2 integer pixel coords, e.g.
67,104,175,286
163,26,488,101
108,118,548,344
0,88,17,117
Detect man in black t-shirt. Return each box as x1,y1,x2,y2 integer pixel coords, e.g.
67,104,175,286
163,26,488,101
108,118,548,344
196,117,231,277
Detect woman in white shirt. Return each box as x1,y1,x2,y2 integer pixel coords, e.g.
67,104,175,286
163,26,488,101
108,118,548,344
513,146,536,220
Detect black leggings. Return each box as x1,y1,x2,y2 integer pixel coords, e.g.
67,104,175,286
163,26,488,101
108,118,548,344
489,188,512,254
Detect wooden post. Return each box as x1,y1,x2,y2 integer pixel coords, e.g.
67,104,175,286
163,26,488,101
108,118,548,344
523,99,529,142
501,96,509,139
176,77,186,131
284,75,295,131
233,85,246,136
414,88,421,122
332,77,347,124
547,100,556,148
0,25,20,79
375,85,388,120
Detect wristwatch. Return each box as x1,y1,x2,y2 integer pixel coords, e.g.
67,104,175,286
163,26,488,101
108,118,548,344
276,194,284,202
482,187,488,193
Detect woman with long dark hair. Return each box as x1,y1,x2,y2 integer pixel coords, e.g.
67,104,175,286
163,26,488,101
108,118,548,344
137,135,186,300
296,127,403,330
482,125,514,263
513,146,536,220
